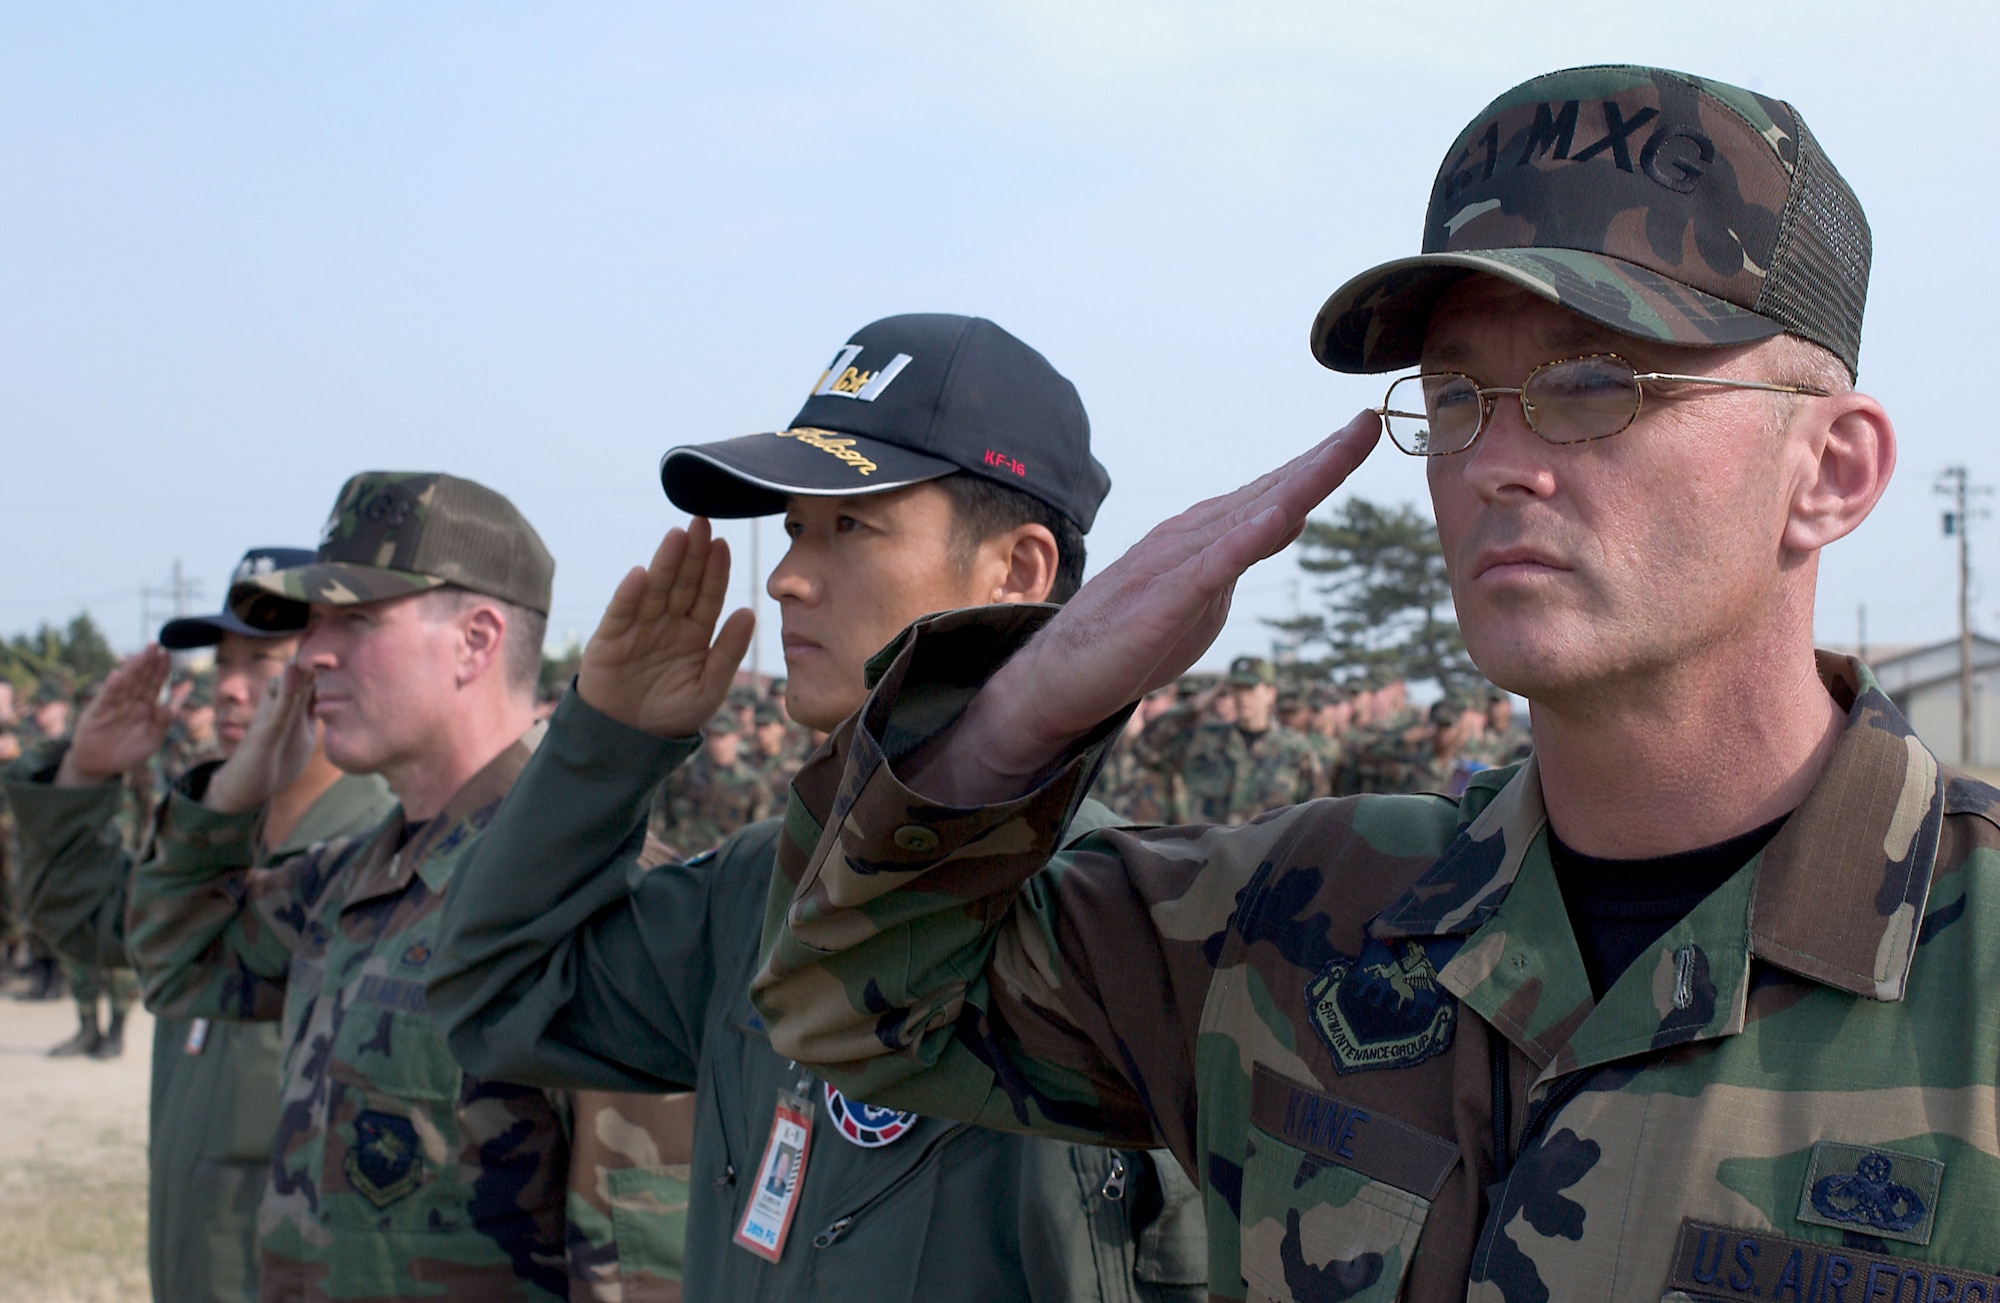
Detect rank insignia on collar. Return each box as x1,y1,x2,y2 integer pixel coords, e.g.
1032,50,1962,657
345,1110,424,1209
823,1082,918,1148
1306,937,1462,1075
1795,1141,1943,1246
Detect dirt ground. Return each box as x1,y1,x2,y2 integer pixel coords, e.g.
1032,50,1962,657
0,996,153,1303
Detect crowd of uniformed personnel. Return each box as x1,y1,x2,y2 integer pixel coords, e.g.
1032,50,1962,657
0,666,226,1057
1090,655,1532,828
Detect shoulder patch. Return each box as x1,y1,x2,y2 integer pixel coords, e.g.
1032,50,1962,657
1306,937,1461,1074
823,1082,918,1148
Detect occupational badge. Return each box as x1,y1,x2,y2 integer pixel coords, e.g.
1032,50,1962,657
1795,1141,1943,1246
1306,936,1461,1074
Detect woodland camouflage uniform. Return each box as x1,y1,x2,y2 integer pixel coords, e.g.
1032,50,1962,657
1134,704,1324,825
127,735,571,1301
753,606,2000,1301
127,470,574,1302
648,731,777,859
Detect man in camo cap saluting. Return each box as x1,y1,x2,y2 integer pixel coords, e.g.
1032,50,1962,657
126,472,575,1301
746,66,2000,1297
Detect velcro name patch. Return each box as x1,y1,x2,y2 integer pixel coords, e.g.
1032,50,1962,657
1249,1064,1458,1200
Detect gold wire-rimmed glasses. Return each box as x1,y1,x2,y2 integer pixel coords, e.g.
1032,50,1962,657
1376,353,1831,456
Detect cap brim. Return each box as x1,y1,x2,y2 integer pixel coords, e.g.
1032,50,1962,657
228,563,447,632
157,610,291,650
659,429,961,518
1310,248,1787,374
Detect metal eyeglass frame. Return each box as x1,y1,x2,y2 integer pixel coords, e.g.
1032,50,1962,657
1376,352,1832,456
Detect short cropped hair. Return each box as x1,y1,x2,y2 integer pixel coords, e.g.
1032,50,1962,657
936,473,1088,604
424,587,546,697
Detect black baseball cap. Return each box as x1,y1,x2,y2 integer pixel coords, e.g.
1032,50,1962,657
159,548,317,649
660,314,1111,532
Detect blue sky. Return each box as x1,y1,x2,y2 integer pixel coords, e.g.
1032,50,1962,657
4,1,1995,671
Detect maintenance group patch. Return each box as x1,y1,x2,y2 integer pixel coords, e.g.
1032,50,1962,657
1665,1218,1997,1302
1306,936,1461,1075
345,1110,423,1209
823,1082,918,1148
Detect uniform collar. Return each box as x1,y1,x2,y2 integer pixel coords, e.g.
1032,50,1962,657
1372,655,1943,1005
347,720,547,905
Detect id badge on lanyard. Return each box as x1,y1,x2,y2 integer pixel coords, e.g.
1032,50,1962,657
734,1064,817,1263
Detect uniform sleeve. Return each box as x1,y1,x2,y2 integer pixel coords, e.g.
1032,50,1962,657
125,789,308,1021
428,688,749,1094
752,606,1275,1169
4,769,138,970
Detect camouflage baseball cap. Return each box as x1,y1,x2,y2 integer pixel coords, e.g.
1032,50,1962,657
1313,66,1871,378
230,472,555,632
1227,656,1276,688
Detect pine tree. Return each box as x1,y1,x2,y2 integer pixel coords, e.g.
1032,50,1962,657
1267,497,1475,689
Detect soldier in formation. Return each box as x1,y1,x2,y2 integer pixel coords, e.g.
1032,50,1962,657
748,64,1985,1298
648,708,777,859
6,545,395,1301
124,473,576,1300
1130,655,1323,825
430,312,1208,1302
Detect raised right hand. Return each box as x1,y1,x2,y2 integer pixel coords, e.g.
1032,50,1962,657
55,646,187,788
922,411,1382,803
577,517,756,739
204,661,318,814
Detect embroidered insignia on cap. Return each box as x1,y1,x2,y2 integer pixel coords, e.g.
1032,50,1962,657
1795,1141,1943,1246
345,1110,424,1209
1306,937,1461,1074
823,1081,918,1148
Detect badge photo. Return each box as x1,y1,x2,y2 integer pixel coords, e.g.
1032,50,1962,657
734,1091,815,1263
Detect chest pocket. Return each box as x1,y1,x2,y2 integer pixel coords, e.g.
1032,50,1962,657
1239,1067,1456,1303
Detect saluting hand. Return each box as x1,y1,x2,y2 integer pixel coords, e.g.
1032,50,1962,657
204,662,318,814
56,646,188,788
577,517,755,739
924,412,1382,803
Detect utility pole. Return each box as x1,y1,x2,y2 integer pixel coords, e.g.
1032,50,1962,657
1938,468,1991,765
1857,603,1867,666
749,518,762,685
140,559,202,647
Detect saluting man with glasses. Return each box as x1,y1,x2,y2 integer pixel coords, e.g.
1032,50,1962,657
742,65,2000,1299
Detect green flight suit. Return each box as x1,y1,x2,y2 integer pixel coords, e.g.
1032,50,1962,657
125,731,572,1303
4,757,394,1303
427,691,1207,1303
751,604,2000,1302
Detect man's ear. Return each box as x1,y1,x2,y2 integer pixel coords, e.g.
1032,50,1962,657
458,603,508,688
1783,392,1896,554
987,524,1061,605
